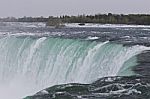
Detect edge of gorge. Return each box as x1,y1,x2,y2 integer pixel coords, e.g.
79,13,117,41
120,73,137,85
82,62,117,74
133,50,150,76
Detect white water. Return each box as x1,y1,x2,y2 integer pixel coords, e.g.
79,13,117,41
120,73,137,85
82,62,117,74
65,23,150,28
0,37,150,99
0,22,46,28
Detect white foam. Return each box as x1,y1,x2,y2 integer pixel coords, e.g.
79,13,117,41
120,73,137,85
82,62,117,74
23,37,47,74
65,23,150,28
0,22,46,28
39,90,49,95
87,36,99,40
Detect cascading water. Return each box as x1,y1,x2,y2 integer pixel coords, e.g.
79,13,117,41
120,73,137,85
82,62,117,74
0,36,150,99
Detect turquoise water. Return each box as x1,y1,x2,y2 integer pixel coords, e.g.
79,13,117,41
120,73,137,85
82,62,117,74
117,56,138,76
0,36,149,99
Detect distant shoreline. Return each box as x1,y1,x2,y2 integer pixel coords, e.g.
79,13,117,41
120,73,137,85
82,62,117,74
0,13,150,25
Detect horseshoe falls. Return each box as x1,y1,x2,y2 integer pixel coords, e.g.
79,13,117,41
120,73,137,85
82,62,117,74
0,36,149,99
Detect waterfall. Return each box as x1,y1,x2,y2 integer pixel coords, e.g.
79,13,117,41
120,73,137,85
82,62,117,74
0,36,149,99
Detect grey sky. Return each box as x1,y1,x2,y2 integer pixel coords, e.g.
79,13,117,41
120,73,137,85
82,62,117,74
0,0,150,17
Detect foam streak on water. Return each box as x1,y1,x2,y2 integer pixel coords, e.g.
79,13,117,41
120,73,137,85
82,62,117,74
0,37,150,99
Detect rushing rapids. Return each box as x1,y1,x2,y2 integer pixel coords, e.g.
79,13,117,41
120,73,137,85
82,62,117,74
0,22,150,99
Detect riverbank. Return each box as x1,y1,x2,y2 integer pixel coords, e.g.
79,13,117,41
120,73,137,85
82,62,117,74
1,13,150,25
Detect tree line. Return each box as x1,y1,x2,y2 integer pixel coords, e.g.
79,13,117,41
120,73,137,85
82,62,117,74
59,13,150,25
1,13,150,25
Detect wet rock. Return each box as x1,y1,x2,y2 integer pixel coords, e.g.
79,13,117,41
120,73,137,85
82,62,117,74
78,23,85,26
24,76,150,99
